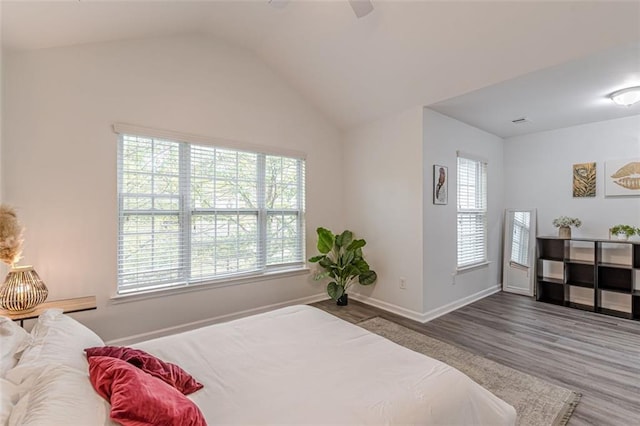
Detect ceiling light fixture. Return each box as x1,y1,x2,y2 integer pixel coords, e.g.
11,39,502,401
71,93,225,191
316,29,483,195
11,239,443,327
609,86,640,107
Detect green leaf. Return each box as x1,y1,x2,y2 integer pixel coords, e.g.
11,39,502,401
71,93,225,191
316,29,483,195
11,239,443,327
327,282,344,300
359,270,377,285
355,258,369,272
313,271,331,281
317,227,335,254
319,257,335,269
346,239,366,251
308,255,325,263
341,250,355,267
335,230,353,249
343,264,359,277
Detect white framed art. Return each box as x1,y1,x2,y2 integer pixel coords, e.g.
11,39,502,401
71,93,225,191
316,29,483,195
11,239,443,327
433,165,447,205
605,158,640,197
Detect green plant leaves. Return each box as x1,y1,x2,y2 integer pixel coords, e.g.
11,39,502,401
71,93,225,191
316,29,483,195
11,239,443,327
610,224,637,236
310,228,376,298
327,281,344,300
354,258,369,273
316,227,335,254
313,271,331,281
346,239,366,251
335,230,353,248
359,270,377,285
318,257,335,269
340,250,355,267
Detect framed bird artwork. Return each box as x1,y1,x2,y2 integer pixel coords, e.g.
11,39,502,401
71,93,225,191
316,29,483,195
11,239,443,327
433,165,448,205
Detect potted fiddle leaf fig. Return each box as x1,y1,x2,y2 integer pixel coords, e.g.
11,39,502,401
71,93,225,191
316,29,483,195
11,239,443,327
309,228,377,306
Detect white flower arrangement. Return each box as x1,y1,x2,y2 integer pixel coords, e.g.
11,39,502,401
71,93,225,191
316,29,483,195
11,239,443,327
552,216,581,228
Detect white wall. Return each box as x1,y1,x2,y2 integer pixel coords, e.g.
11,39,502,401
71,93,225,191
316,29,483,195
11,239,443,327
2,34,343,341
423,109,504,313
343,106,424,316
504,115,640,239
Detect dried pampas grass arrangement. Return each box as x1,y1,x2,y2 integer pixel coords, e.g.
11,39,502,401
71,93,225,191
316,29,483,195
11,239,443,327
0,205,24,267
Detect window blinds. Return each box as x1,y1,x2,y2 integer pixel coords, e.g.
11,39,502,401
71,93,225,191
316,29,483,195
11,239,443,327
457,155,487,268
510,211,530,266
117,134,305,294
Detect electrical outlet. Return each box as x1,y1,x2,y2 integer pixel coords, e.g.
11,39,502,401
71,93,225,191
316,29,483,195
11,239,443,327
451,272,456,285
399,277,406,290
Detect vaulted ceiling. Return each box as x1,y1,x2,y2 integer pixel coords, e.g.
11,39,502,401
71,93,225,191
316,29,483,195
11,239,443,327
3,1,640,133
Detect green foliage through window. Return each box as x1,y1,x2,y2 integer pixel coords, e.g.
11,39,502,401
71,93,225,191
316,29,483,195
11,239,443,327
117,134,305,293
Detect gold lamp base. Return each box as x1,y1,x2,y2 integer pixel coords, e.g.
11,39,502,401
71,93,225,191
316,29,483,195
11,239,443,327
0,265,48,313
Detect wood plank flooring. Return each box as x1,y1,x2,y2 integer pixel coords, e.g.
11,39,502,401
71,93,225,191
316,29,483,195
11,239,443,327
312,292,640,426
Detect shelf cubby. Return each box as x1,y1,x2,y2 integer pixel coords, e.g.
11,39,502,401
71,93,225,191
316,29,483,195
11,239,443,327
538,259,564,282
568,286,594,310
599,242,633,267
568,240,595,263
538,281,565,306
537,238,565,261
633,296,640,320
566,262,594,288
598,266,632,293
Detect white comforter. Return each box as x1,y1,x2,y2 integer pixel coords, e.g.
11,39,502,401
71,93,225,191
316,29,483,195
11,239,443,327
136,305,516,425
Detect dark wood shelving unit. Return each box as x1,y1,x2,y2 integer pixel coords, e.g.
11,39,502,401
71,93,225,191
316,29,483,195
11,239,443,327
536,237,640,321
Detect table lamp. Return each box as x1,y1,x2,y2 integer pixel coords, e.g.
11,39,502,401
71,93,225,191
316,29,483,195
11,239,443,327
0,205,49,312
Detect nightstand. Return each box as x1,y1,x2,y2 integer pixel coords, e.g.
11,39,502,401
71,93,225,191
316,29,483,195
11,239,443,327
0,295,97,326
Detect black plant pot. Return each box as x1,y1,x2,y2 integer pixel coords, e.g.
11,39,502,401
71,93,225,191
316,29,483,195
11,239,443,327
336,294,348,306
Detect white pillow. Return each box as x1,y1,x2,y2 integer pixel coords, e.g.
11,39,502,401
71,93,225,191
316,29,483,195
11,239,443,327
0,378,20,425
0,316,32,377
8,364,117,426
5,309,104,384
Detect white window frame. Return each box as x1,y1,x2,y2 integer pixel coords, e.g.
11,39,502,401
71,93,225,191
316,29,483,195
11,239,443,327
456,152,488,270
114,124,306,296
510,211,530,268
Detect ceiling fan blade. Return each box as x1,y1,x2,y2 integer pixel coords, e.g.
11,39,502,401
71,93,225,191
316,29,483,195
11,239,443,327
348,0,374,18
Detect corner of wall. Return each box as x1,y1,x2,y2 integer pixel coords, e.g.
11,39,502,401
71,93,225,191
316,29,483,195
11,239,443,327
422,108,505,313
343,105,425,314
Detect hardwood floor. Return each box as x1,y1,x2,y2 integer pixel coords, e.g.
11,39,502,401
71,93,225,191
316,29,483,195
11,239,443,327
312,292,640,426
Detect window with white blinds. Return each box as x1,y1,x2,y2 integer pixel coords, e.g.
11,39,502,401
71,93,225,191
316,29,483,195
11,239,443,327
457,154,487,268
510,211,530,267
117,133,305,294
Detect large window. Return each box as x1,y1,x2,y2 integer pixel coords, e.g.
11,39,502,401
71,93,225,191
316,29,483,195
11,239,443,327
117,131,305,294
457,154,487,269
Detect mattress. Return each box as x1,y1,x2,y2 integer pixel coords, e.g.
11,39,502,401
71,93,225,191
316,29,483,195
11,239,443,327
136,305,516,425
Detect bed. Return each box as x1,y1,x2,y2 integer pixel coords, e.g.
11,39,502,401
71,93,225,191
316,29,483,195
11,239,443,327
1,305,516,425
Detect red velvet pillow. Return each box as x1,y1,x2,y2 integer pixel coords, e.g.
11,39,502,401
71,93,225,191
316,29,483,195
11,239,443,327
85,346,203,395
88,356,207,426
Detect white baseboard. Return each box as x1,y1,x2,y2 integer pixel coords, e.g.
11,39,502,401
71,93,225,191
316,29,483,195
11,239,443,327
348,294,426,322
419,285,501,323
351,285,501,324
106,293,329,345
108,286,501,345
